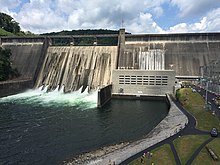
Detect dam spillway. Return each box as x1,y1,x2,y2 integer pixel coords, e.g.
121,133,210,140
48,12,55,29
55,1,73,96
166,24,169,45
35,46,118,92
123,33,220,76
138,49,165,70
1,31,220,93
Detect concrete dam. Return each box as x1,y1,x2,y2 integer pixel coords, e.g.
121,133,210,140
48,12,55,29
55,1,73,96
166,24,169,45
119,32,220,76
35,46,118,92
1,30,220,94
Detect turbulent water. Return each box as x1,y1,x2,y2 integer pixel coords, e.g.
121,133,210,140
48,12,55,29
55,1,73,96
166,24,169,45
0,88,168,165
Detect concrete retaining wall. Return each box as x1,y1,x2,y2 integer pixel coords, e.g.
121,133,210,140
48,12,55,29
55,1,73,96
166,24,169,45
0,79,33,97
97,85,112,108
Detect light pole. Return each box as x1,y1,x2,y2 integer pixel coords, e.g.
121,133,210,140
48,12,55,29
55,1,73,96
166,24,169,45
205,81,208,109
205,80,212,111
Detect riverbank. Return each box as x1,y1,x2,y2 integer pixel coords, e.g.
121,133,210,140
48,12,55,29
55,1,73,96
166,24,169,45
64,95,188,165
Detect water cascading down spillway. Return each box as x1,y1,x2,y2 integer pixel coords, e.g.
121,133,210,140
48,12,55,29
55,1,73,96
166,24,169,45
35,46,118,92
139,49,165,70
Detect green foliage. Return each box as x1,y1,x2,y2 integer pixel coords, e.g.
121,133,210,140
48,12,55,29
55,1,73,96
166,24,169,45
0,12,20,34
178,88,220,131
42,29,121,36
0,27,14,36
0,47,20,81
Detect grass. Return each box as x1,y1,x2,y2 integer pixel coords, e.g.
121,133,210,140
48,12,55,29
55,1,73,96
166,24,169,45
129,144,175,165
128,87,219,165
192,138,220,165
0,27,14,36
177,88,220,131
173,135,210,165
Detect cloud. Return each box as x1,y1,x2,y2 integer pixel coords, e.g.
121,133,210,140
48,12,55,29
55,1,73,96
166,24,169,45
15,0,67,33
168,8,220,33
1,0,220,34
170,0,220,18
152,6,164,17
9,0,168,33
0,0,21,10
0,0,21,18
126,12,164,33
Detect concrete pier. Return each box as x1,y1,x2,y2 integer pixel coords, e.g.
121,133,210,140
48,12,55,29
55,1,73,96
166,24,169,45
0,79,33,97
97,85,112,108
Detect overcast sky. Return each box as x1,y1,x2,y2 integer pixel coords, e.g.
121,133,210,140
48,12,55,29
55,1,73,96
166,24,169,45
1,0,220,34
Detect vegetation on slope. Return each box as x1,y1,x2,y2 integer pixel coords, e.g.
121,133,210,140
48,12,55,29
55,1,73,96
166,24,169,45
0,12,35,36
0,12,20,34
41,29,129,46
0,12,124,45
0,27,14,36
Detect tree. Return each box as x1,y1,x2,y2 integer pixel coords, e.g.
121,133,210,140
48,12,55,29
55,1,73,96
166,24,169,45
0,12,20,34
0,47,20,81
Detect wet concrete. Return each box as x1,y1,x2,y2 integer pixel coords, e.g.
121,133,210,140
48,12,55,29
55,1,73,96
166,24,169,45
35,46,118,91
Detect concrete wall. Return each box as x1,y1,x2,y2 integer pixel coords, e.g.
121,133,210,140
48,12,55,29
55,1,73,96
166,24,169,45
1,31,220,96
2,42,44,79
97,84,112,108
0,79,33,97
118,33,220,76
0,39,49,96
35,46,118,92
112,70,175,96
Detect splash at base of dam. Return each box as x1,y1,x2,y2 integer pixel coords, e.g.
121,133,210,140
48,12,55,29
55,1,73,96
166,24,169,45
0,86,97,109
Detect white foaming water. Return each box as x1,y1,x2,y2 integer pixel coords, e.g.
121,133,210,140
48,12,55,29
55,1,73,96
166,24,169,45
0,86,97,110
54,85,60,92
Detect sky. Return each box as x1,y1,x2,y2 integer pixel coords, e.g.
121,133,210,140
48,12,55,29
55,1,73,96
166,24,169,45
1,0,220,34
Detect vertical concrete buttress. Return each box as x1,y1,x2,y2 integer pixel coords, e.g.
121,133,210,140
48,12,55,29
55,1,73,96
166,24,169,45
118,29,125,68
33,38,50,84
